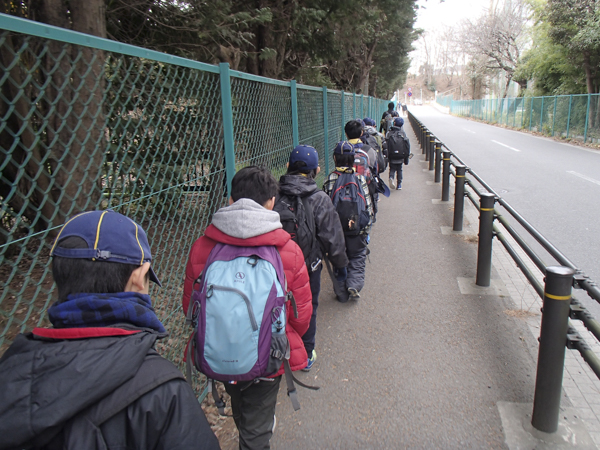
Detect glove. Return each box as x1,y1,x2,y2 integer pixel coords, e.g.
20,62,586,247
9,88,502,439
334,267,348,283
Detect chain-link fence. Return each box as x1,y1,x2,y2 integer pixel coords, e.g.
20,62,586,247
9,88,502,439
443,94,600,144
0,13,389,395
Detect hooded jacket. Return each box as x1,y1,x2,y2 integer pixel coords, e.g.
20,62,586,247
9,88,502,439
183,199,312,375
278,174,348,270
0,326,220,450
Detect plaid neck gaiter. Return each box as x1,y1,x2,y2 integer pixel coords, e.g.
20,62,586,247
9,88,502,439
48,292,166,333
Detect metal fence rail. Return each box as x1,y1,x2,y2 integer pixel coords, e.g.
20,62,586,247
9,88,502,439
0,13,389,395
437,93,600,145
408,110,600,433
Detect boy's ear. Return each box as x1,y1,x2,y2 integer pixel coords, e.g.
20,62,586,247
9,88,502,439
125,262,151,294
263,196,276,211
229,196,234,205
316,166,321,175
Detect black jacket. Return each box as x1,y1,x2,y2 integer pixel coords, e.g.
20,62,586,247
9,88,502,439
0,327,220,450
279,174,349,269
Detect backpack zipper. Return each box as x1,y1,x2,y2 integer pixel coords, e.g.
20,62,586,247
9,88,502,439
207,284,259,331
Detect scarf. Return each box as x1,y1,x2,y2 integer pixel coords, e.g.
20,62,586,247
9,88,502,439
48,292,166,333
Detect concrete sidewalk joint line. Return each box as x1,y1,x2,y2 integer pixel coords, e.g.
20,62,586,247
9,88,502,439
440,226,476,236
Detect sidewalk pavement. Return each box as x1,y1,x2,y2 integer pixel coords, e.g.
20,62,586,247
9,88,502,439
269,122,600,449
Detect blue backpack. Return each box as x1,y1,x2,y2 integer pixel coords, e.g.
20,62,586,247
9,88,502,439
186,242,317,414
330,171,370,235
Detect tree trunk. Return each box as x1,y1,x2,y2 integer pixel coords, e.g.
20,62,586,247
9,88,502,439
41,0,106,228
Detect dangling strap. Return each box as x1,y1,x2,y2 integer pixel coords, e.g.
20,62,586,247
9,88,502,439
185,333,195,387
209,379,231,417
283,360,320,412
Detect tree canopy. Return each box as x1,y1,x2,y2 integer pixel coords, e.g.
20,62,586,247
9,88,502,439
1,0,419,98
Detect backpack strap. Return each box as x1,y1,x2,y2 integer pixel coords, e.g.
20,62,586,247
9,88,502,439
299,194,322,272
75,353,185,427
283,359,320,412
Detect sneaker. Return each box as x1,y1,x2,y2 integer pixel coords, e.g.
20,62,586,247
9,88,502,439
348,287,360,301
302,350,317,372
397,182,402,190
389,178,396,189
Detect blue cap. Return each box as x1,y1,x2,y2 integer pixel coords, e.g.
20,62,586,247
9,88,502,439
363,117,375,127
289,145,319,170
394,117,404,127
333,141,355,155
50,210,161,286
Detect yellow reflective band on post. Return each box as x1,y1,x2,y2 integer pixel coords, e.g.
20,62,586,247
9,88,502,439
544,292,571,301
480,207,494,211
456,175,465,178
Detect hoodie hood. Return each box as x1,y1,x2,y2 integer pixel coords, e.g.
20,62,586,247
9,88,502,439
211,198,282,240
0,330,157,449
279,174,318,198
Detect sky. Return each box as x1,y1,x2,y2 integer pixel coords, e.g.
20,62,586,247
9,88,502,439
409,0,488,72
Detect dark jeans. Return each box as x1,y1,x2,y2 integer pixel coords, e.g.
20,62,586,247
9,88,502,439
224,376,281,450
389,162,404,185
302,265,322,355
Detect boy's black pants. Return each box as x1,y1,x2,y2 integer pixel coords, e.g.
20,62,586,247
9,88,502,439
224,376,281,450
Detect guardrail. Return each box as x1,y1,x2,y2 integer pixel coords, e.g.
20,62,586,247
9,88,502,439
408,110,600,433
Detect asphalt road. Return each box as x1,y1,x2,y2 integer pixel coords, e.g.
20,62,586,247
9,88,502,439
410,105,600,318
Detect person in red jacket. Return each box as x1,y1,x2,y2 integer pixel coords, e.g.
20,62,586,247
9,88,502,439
183,165,312,450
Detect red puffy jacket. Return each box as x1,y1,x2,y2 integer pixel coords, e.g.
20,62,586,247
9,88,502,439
183,225,312,375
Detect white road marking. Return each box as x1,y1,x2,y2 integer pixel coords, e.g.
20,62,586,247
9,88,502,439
567,171,600,186
491,140,521,152
463,128,476,134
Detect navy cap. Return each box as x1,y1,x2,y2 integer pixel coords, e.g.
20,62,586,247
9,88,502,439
50,210,161,286
289,145,319,171
394,117,404,127
333,141,355,155
363,117,375,127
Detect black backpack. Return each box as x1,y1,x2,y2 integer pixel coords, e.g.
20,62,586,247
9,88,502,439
386,129,410,163
274,193,321,272
330,171,370,236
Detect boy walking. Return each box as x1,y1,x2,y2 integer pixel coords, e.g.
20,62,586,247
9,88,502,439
0,210,220,450
386,117,411,190
323,141,374,303
183,166,312,450
277,145,348,372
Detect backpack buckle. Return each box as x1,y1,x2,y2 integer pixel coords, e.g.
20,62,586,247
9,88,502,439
310,258,322,272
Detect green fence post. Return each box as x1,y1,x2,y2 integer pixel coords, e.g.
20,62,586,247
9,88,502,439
584,94,591,143
290,80,299,147
522,98,525,129
552,96,557,137
353,92,356,119
566,95,573,139
341,91,346,140
529,98,534,131
219,62,236,197
540,96,545,133
361,94,364,118
323,86,330,175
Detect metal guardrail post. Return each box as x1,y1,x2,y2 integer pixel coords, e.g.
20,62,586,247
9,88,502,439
434,142,442,183
441,150,451,201
429,138,435,171
424,131,430,158
219,62,236,198
453,165,466,231
476,193,496,287
531,266,575,433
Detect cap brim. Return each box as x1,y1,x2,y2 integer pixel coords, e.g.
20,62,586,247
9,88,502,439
149,266,162,287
